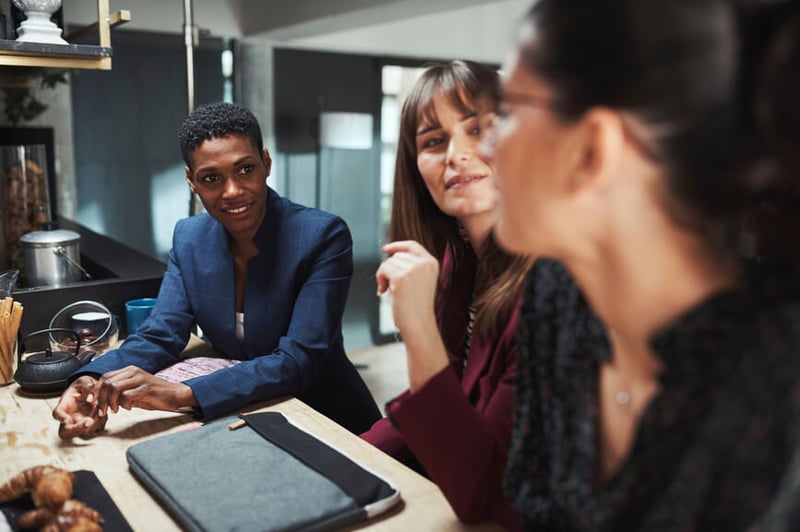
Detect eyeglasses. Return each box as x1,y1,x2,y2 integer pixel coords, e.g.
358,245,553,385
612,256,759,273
495,90,661,162
617,112,662,162
495,90,557,119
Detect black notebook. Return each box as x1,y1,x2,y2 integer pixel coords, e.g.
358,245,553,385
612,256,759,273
126,412,401,532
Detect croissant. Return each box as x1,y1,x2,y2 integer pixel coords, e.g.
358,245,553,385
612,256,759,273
0,465,74,509
57,499,102,525
46,515,103,532
18,499,102,531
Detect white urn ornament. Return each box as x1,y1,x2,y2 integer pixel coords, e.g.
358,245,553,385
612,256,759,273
11,0,68,45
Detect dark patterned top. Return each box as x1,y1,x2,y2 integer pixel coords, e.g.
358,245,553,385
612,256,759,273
504,259,800,532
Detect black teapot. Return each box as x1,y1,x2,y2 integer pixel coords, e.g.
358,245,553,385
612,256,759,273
14,328,94,393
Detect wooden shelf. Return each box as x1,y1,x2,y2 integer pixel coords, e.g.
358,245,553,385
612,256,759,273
0,0,128,71
0,41,113,70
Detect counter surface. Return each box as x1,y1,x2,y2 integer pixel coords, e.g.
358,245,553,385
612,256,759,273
0,384,502,531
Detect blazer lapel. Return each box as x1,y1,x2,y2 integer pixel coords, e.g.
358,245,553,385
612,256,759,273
461,330,492,396
438,242,488,395
242,189,277,355
206,220,241,357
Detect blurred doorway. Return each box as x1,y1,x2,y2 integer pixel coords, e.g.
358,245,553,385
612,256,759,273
376,64,425,341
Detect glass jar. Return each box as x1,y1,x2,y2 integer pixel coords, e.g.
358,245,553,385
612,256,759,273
0,143,52,272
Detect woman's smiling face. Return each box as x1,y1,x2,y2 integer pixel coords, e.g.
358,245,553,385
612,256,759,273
415,94,498,223
185,133,271,239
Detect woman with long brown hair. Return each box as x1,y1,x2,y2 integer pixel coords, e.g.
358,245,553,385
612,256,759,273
360,60,531,529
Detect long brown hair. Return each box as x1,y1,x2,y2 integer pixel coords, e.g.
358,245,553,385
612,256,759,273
389,60,533,340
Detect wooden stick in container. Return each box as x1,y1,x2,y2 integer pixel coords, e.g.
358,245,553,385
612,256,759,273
0,312,10,384
0,297,11,317
9,301,23,339
0,299,23,384
0,327,8,383
0,298,11,352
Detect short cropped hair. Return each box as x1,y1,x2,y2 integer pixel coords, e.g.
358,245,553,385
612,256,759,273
178,102,264,169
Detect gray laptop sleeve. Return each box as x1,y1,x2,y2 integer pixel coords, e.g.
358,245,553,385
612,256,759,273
126,412,401,532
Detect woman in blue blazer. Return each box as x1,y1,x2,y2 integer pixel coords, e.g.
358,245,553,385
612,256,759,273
53,102,380,438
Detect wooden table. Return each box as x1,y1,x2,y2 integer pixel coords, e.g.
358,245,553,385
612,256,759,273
0,384,502,531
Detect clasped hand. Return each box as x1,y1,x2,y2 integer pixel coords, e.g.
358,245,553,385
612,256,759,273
376,240,440,333
377,240,452,391
52,367,195,439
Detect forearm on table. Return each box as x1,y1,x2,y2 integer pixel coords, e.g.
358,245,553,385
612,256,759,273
75,341,180,379
360,415,414,462
174,382,198,407
186,352,306,419
389,369,511,520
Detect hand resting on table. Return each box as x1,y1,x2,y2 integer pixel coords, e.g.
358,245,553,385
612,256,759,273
52,368,197,439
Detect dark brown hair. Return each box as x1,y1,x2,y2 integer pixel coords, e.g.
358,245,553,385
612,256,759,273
520,0,800,268
389,60,533,340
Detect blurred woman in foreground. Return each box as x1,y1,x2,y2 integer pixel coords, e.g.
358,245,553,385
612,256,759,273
488,0,800,529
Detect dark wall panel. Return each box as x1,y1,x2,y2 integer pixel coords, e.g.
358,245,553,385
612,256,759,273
274,48,383,346
71,30,225,259
274,48,380,154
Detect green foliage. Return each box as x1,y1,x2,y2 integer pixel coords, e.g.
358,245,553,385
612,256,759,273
1,71,70,127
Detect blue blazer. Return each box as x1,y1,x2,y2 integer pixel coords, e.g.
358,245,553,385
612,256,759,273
77,188,380,433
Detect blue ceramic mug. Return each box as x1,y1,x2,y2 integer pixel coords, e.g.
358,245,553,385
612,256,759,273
125,298,157,336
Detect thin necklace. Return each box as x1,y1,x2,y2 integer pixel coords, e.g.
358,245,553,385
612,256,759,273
615,390,631,406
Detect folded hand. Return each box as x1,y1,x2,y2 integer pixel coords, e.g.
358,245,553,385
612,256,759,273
376,240,440,335
52,376,107,439
95,365,197,416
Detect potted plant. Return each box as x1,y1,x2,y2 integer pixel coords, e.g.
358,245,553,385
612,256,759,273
2,70,68,127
